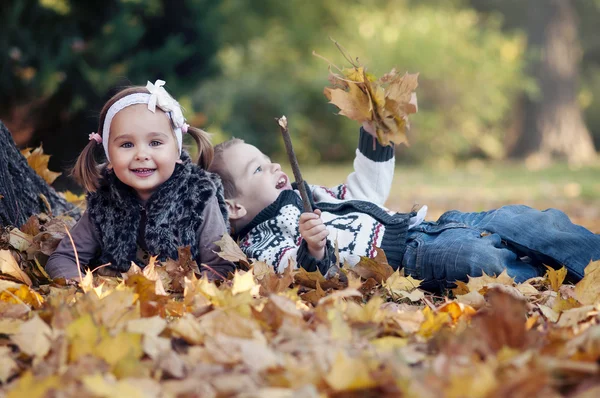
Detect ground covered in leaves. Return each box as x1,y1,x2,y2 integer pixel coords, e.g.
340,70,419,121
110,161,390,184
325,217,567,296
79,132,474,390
1,209,600,398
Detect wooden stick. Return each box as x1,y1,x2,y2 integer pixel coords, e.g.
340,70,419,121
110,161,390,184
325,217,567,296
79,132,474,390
276,116,313,213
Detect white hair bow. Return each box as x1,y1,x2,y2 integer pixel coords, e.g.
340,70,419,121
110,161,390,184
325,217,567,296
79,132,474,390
146,80,185,129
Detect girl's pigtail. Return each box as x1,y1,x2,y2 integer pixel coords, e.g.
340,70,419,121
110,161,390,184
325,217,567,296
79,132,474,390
188,126,214,169
72,140,103,192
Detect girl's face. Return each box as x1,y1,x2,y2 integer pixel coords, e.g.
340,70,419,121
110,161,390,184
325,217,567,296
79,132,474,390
108,104,180,202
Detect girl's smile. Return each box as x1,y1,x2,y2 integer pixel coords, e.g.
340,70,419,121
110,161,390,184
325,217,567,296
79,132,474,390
131,168,156,177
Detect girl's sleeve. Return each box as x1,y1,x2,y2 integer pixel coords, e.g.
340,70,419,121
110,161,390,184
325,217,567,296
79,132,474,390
317,128,395,206
46,211,100,280
196,196,237,280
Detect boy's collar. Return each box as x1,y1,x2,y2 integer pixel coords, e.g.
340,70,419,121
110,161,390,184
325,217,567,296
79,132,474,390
234,189,303,239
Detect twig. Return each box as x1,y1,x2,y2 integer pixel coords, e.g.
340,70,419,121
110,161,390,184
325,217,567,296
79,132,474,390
91,263,112,274
330,37,359,69
64,225,83,283
311,51,343,73
276,116,312,213
200,262,228,281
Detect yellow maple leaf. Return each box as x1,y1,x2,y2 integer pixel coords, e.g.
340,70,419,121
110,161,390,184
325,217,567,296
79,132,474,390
552,296,580,313
446,360,498,398
142,256,167,296
79,268,94,293
96,331,143,368
6,371,61,398
370,336,408,352
66,313,108,362
573,260,600,305
344,295,386,324
20,145,62,184
466,270,515,293
384,269,422,292
418,306,450,338
456,290,486,310
384,269,424,302
437,301,476,324
325,351,377,392
545,265,567,292
82,373,160,398
324,83,372,123
62,190,86,205
231,270,257,295
0,284,44,308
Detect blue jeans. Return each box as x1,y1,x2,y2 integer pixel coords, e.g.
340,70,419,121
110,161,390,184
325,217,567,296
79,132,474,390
402,205,600,292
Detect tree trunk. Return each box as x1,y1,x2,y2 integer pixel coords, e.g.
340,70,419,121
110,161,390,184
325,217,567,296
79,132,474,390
508,0,596,165
0,121,80,227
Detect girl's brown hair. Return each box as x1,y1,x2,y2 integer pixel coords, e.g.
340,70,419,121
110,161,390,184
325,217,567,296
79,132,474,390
72,86,214,192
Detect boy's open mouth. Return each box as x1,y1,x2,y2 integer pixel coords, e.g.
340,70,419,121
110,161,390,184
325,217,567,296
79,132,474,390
276,175,288,190
131,168,156,176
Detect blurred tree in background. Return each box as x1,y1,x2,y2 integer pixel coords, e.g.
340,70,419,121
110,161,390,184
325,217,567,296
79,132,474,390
471,0,599,165
1,0,599,191
0,0,224,189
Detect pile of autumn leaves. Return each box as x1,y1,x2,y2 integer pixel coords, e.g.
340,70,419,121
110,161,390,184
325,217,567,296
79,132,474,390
1,213,600,398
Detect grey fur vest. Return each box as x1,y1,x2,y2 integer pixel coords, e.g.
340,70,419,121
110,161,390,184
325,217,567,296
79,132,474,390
86,157,228,272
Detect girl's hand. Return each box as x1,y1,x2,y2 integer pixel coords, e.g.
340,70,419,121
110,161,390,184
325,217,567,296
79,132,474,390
299,209,329,260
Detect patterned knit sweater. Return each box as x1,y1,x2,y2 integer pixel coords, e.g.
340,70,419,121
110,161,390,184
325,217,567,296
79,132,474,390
235,129,415,274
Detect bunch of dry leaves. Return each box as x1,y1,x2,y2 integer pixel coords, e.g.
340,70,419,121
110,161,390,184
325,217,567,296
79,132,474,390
316,42,418,147
1,209,600,398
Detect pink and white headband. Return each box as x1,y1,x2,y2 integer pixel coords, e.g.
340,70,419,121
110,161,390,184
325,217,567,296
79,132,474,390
94,80,188,162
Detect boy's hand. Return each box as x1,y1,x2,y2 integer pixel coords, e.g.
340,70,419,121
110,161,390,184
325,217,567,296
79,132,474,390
299,209,329,260
362,121,377,138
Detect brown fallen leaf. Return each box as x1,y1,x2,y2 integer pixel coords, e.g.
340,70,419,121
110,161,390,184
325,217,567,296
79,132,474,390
11,314,53,358
294,267,346,290
469,288,533,354
213,233,251,268
258,261,294,296
351,248,394,283
0,249,32,286
0,346,18,384
300,279,327,306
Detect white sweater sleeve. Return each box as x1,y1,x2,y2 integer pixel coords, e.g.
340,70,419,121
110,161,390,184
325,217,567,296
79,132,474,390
316,128,395,207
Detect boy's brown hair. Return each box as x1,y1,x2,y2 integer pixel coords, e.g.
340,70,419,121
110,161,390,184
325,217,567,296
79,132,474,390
208,138,245,199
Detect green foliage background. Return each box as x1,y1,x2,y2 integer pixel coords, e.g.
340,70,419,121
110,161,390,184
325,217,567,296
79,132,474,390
198,0,529,165
1,0,599,170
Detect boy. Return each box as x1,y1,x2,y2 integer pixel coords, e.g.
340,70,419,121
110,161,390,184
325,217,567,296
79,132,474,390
209,127,600,291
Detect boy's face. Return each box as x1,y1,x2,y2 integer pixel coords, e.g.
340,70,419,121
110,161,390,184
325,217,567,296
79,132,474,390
223,143,293,222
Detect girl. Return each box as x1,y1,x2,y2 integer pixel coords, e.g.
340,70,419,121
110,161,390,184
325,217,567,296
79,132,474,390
46,80,235,280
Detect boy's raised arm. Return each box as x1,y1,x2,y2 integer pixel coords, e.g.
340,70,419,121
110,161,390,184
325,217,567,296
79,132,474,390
335,125,396,206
